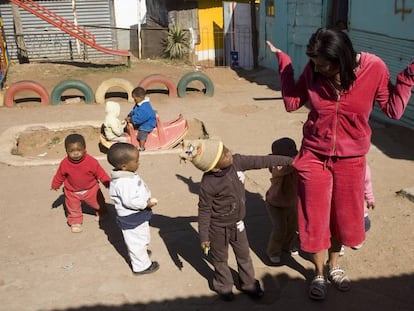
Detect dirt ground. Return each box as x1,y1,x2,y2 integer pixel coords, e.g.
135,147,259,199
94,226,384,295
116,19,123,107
0,56,413,311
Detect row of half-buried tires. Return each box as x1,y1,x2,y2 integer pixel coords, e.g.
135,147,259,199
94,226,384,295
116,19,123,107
3,72,214,107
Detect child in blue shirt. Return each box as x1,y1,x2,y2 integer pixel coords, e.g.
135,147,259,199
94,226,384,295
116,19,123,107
126,87,156,151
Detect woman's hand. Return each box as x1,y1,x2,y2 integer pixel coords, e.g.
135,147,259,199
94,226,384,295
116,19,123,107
266,41,282,54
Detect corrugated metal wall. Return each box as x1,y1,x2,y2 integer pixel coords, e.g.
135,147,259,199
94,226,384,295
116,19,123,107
0,0,119,61
258,0,323,75
350,31,414,130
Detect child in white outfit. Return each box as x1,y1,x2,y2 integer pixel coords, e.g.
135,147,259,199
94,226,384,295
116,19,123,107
103,101,129,142
107,142,159,274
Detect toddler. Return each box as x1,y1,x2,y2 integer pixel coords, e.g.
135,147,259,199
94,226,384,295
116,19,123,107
180,138,293,301
103,101,129,142
340,163,375,255
265,137,298,264
107,142,159,274
51,133,110,233
126,87,156,151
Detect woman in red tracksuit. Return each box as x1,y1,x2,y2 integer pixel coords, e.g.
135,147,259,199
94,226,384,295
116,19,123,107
266,28,414,300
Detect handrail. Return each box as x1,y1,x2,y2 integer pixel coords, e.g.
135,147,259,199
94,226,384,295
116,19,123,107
9,0,130,57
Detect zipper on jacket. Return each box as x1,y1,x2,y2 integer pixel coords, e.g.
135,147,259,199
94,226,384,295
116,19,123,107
332,91,341,156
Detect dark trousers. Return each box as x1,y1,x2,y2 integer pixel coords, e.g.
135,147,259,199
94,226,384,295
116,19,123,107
209,224,257,294
265,202,297,258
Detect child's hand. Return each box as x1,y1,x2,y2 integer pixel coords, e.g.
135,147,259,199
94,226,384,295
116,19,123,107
147,197,158,207
367,201,375,210
201,241,210,255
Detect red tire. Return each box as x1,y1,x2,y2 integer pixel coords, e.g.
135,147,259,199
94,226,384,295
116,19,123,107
4,80,50,107
138,74,177,97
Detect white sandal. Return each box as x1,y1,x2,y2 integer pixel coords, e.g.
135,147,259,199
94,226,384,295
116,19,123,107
328,266,350,291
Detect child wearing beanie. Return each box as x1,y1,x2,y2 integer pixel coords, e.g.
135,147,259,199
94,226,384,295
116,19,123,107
265,137,299,264
180,139,294,301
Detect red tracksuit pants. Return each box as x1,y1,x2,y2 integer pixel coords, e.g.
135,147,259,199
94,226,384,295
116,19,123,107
64,183,106,225
294,149,366,253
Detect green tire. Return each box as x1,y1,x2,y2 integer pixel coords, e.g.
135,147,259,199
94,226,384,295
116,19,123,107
51,79,94,105
177,72,214,98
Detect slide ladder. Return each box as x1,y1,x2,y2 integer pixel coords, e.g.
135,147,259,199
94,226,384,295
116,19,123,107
9,0,130,57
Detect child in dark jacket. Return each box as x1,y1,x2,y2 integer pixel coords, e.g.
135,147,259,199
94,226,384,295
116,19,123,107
126,86,156,151
180,139,293,301
265,137,298,264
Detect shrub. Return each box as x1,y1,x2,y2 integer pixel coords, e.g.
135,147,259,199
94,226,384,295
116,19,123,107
163,25,190,60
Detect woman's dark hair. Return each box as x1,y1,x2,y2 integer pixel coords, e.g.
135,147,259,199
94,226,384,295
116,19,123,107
306,28,357,90
64,133,86,149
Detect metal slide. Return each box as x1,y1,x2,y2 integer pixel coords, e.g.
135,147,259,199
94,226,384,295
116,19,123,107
9,0,130,57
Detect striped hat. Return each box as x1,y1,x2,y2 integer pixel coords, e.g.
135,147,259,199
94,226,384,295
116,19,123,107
180,139,224,172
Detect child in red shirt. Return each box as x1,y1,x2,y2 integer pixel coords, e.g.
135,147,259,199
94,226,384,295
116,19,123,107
51,134,110,233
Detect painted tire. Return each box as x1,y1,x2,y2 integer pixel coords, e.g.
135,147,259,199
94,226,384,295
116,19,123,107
4,80,50,107
138,74,177,97
95,78,135,104
177,72,214,98
51,79,94,105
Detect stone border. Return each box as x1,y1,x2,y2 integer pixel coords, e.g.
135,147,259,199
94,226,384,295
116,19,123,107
0,121,181,167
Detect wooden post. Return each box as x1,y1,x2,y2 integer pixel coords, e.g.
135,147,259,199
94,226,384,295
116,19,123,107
11,3,29,63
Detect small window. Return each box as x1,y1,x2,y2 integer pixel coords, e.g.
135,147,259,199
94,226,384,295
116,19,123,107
266,0,275,17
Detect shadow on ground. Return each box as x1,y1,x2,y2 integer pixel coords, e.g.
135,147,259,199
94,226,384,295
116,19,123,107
37,60,129,69
370,118,414,161
52,273,414,311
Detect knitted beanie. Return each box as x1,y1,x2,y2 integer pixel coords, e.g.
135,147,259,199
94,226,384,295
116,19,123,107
180,139,224,172
271,137,298,157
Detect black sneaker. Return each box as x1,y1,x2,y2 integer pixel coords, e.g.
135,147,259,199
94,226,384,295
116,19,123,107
219,292,235,302
133,261,159,275
242,281,264,300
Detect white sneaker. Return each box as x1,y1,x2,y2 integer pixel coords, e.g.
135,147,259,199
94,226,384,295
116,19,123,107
290,246,299,256
339,245,345,256
269,256,281,264
351,243,363,250
71,224,82,233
